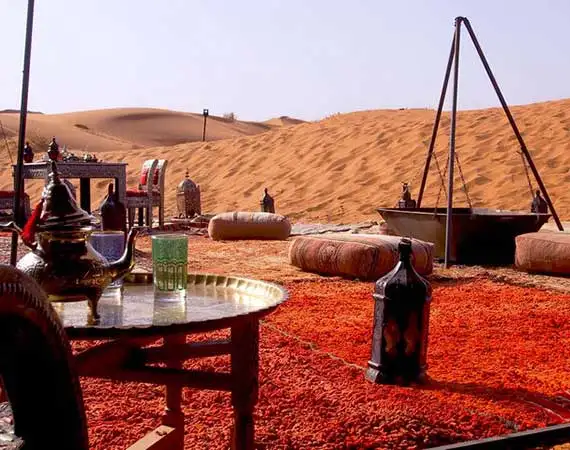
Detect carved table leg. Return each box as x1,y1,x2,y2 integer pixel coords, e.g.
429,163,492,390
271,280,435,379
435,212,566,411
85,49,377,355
231,319,259,450
79,178,91,213
162,334,186,449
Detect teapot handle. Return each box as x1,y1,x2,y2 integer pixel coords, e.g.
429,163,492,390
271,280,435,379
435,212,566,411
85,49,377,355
0,221,22,235
0,221,35,250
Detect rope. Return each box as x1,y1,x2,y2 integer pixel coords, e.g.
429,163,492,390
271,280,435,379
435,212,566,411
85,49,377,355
0,122,13,164
519,149,535,199
455,151,473,208
434,151,449,211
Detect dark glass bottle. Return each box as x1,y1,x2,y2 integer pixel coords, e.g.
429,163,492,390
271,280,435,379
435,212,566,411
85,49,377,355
100,183,126,232
366,238,432,385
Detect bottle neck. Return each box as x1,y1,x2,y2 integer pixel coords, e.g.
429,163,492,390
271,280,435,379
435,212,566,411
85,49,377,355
399,247,412,263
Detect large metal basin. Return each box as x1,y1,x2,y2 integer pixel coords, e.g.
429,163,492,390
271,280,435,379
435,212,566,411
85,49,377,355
377,207,550,265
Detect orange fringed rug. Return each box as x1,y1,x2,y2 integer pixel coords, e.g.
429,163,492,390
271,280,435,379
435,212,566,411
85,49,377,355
77,279,570,449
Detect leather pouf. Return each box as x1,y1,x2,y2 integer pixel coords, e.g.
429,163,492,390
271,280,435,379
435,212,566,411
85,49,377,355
515,232,570,275
208,212,291,241
288,234,434,280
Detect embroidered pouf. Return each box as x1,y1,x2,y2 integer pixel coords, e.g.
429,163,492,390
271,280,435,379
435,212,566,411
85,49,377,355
288,234,434,280
515,232,570,275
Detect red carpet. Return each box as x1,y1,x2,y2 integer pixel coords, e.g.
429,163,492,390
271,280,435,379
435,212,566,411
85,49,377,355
76,279,570,449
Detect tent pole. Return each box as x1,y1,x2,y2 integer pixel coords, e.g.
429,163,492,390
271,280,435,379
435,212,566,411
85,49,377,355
417,34,456,208
10,0,36,266
462,18,563,231
444,17,463,268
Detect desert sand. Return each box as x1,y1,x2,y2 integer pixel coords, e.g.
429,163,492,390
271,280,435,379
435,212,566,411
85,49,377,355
1,99,570,223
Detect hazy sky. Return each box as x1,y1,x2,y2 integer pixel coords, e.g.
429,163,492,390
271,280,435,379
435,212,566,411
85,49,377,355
1,0,569,121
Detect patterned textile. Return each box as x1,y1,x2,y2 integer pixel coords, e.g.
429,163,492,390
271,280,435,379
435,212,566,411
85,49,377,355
288,234,433,280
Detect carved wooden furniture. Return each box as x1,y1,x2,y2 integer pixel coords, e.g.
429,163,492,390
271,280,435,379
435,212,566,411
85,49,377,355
0,264,89,449
0,191,31,222
55,272,288,450
125,159,158,229
14,161,128,214
151,159,168,228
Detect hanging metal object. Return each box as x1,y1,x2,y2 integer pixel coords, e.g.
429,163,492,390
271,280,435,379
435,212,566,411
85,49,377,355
378,16,561,267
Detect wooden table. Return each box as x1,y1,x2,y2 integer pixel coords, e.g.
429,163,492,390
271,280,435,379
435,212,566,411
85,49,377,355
55,273,288,450
14,161,127,213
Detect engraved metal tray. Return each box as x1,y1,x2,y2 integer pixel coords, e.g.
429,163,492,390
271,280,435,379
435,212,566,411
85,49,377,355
58,273,288,339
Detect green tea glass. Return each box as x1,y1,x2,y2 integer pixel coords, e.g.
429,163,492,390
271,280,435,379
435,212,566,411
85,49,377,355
151,234,188,291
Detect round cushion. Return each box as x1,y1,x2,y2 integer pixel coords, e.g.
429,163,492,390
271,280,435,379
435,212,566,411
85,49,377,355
515,232,570,275
208,212,291,241
288,234,434,280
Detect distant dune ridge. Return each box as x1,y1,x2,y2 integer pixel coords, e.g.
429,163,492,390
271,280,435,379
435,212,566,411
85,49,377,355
0,108,272,152
1,100,570,223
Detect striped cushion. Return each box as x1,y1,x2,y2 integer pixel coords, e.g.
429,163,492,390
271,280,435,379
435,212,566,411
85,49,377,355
208,212,291,241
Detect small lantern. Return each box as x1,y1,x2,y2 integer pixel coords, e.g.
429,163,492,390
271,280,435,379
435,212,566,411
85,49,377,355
23,141,34,163
47,136,60,161
260,187,275,213
397,182,416,209
176,170,201,218
530,190,548,214
366,238,431,385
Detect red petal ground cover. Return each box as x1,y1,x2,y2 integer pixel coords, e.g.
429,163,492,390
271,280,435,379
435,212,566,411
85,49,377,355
74,279,570,449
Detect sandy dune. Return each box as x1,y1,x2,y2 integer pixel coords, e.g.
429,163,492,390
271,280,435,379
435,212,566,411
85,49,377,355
264,116,306,127
2,100,570,224
0,108,272,153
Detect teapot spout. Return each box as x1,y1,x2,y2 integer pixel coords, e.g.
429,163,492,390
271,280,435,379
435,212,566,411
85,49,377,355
108,226,143,281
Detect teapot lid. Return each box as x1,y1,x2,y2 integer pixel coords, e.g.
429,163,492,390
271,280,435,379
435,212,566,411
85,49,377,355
37,161,95,230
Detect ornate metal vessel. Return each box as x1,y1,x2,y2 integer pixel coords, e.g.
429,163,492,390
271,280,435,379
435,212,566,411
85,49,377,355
176,170,201,218
1,161,140,320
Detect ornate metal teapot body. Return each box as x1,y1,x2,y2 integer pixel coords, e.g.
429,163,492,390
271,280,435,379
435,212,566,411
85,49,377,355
1,162,140,320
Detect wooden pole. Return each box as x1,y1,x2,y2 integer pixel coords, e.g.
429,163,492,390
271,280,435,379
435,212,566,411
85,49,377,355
10,0,35,266
444,17,463,268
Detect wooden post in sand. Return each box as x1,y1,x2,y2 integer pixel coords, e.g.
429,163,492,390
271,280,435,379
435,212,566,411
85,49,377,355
11,0,35,266
202,108,209,142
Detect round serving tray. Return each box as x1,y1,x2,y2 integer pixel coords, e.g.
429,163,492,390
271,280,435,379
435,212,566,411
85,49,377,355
57,272,288,339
